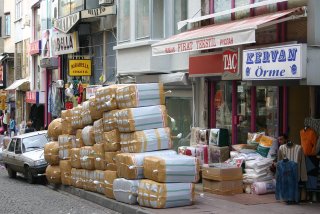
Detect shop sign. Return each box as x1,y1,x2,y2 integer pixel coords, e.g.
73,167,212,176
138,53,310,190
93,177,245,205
69,59,92,76
52,30,79,55
53,12,80,34
29,40,41,55
81,5,116,19
26,91,37,104
243,44,307,80
0,65,3,87
40,57,59,68
41,29,53,59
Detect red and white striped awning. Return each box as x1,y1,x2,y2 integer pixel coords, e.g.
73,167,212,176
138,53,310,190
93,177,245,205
152,7,306,56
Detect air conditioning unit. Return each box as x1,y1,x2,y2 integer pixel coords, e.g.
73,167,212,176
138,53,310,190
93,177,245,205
99,0,114,6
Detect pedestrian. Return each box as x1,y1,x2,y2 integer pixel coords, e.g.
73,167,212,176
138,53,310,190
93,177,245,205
25,121,36,133
9,117,16,137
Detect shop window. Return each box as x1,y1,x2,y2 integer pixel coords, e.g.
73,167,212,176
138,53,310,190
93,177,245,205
136,0,150,39
237,82,251,144
118,0,130,42
166,97,192,151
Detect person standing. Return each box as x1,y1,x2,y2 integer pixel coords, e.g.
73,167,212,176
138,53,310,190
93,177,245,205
9,117,16,137
25,121,35,133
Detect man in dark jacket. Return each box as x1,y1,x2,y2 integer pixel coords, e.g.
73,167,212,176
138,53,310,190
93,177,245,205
25,121,36,133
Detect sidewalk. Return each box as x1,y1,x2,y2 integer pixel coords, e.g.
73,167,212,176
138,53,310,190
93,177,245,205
47,184,320,214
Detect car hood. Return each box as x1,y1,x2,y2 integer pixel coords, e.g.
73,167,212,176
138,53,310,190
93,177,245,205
23,149,45,161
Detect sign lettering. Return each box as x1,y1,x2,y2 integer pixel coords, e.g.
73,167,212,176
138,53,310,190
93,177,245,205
81,5,116,19
222,50,238,74
53,12,80,34
29,40,41,55
69,59,92,76
52,30,79,55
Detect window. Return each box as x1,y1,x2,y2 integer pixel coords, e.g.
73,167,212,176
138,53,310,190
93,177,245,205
15,42,23,79
214,0,232,23
136,0,150,39
5,13,10,36
15,0,23,20
174,0,187,34
34,6,41,40
8,139,15,152
152,0,164,39
59,0,84,18
118,0,130,42
15,139,22,153
22,134,48,152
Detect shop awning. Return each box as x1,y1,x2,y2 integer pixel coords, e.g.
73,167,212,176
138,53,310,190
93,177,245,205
5,78,30,91
152,7,306,56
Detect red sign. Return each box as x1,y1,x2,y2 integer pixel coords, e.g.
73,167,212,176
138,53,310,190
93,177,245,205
26,91,37,103
222,50,238,74
29,40,41,55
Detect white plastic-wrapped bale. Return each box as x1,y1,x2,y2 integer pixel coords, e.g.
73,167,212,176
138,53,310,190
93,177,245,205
103,110,119,132
71,106,83,129
113,178,140,205
115,150,177,179
70,148,81,169
44,141,59,165
82,126,95,146
116,83,165,109
120,127,172,153
93,144,106,170
93,170,106,194
143,155,200,183
93,119,104,144
95,85,118,112
116,105,168,133
60,160,72,186
81,100,93,126
82,170,95,192
80,146,95,170
71,168,85,189
103,129,121,152
138,179,195,208
58,135,76,160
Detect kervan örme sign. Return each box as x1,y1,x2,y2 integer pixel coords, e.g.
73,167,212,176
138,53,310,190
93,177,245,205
242,44,307,80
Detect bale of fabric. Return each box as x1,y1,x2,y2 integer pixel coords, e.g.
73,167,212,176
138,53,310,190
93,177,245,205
103,129,121,152
61,109,72,120
95,85,118,112
80,146,95,170
58,135,75,160
113,178,140,205
116,83,165,109
74,129,84,148
47,118,62,140
71,106,83,130
81,100,93,126
104,170,118,199
93,119,104,144
71,168,85,189
106,163,117,171
116,150,177,179
70,148,81,169
116,105,168,133
105,151,121,164
60,160,72,186
138,179,195,208
143,155,200,183
82,126,95,146
46,165,61,184
61,118,74,135
44,141,60,165
120,127,172,153
93,143,106,170
103,110,119,132
93,170,106,194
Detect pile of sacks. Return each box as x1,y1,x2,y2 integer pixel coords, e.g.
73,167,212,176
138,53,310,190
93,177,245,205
45,83,198,209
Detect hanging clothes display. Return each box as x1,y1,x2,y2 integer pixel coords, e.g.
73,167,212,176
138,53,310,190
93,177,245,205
300,127,318,156
49,85,62,118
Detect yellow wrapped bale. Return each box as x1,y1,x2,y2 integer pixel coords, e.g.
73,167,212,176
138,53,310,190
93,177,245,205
95,85,118,112
103,129,121,152
116,105,168,133
88,97,103,120
138,179,195,208
61,109,72,120
106,163,117,171
82,170,95,191
46,165,61,184
82,126,95,146
104,170,118,199
116,83,165,109
81,101,93,126
61,118,74,135
58,135,75,160
93,170,105,194
105,151,121,164
120,127,172,153
143,155,200,183
80,146,95,170
74,129,84,148
103,110,119,132
47,118,62,140
60,160,72,186
71,168,85,189
44,141,60,165
71,106,83,129
93,119,104,144
70,148,81,169
93,144,106,170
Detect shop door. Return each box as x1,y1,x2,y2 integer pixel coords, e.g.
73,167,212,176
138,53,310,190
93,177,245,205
236,82,251,144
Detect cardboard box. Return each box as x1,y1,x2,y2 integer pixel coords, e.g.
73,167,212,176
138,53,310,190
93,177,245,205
203,179,243,195
202,164,242,181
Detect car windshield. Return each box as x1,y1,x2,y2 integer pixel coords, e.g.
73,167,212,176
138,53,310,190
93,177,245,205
23,134,48,152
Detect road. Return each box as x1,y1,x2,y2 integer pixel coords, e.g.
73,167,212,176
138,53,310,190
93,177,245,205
0,164,119,214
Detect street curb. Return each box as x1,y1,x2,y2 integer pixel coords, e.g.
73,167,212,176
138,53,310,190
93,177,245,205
47,184,153,214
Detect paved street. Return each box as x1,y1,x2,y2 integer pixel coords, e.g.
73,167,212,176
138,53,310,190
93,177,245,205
0,164,118,214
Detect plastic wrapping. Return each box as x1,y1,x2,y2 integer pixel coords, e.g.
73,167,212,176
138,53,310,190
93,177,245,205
71,168,85,189
46,165,61,184
116,83,165,109
93,119,104,144
103,110,119,132
70,148,81,169
143,155,200,183
104,170,118,199
60,160,72,186
44,141,60,165
106,163,117,171
58,135,76,160
82,126,95,146
103,129,121,152
80,146,95,170
113,178,140,205
116,105,168,133
138,179,195,208
105,151,121,164
116,150,177,179
82,170,95,191
81,100,93,126
93,144,106,170
61,109,72,120
93,170,106,194
47,118,62,140
74,129,84,148
71,106,83,129
61,118,74,135
95,85,118,112
120,127,172,153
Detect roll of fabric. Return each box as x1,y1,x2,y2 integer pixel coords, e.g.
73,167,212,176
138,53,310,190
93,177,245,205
113,178,140,205
95,85,118,112
44,141,59,165
93,143,106,170
103,129,121,152
103,110,119,132
60,160,72,186
70,148,81,169
104,170,118,199
82,126,95,146
58,135,75,160
47,118,62,140
93,119,104,144
80,146,95,170
46,165,61,184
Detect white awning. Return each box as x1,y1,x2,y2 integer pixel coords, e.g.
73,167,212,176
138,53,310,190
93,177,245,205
152,7,306,56
5,79,30,91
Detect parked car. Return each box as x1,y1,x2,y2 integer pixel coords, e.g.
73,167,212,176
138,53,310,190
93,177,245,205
2,131,49,183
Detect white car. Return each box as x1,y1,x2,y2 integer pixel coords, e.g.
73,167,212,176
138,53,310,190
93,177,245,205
2,131,49,183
